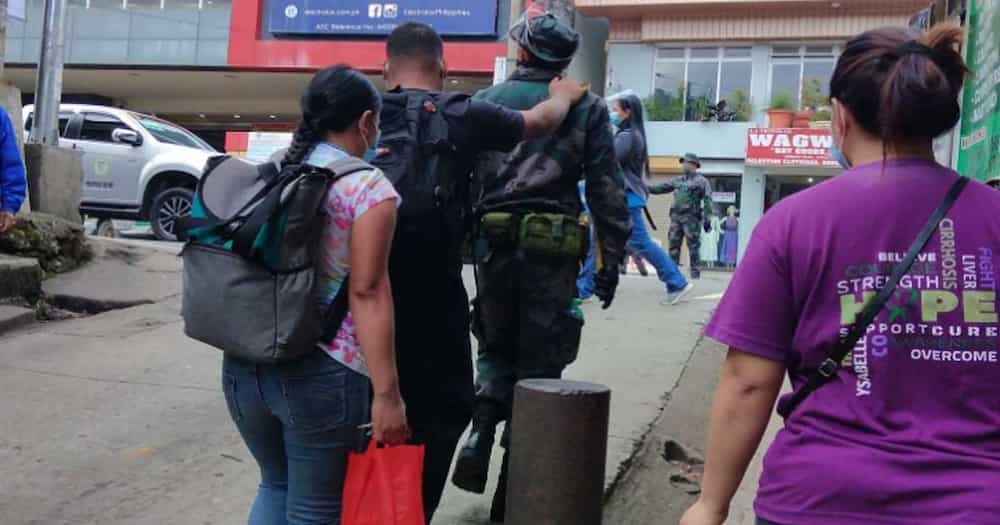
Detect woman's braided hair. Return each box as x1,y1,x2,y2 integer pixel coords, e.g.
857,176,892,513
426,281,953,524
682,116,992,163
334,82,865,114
281,65,382,167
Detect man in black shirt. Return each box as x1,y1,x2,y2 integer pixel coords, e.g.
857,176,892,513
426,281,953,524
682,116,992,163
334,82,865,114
376,22,587,521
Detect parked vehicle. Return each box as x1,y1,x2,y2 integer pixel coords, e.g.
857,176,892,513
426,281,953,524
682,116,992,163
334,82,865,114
23,104,217,241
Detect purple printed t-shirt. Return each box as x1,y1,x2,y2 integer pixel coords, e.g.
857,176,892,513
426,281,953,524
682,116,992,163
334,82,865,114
706,159,1000,525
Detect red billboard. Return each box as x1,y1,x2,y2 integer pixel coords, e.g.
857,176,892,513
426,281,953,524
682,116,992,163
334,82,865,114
745,128,840,169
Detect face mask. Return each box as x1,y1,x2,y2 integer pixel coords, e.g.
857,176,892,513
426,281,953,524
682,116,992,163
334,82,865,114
682,163,695,175
609,111,622,128
829,142,850,170
362,128,381,162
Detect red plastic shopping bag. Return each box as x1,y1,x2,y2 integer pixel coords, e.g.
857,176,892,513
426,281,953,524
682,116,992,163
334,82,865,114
342,440,426,525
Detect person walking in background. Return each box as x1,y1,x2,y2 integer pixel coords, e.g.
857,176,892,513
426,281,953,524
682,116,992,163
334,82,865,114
454,14,630,520
223,66,409,525
718,206,739,267
681,24,1000,525
576,180,598,300
649,153,715,279
611,94,693,305
0,107,26,233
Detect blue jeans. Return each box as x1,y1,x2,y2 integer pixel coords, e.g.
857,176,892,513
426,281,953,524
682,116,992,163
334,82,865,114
626,206,688,293
223,351,371,525
577,223,597,299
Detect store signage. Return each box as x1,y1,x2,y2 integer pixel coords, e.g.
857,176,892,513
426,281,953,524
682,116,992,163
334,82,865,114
957,0,1000,182
745,128,840,169
268,0,498,36
712,192,737,204
246,132,292,164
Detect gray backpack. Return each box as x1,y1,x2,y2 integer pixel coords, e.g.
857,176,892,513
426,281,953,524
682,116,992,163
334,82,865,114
178,155,372,363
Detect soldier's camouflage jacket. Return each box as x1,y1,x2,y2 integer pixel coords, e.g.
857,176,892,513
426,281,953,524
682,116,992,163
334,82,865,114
473,66,631,269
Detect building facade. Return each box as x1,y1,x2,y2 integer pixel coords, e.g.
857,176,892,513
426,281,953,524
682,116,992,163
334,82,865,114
579,0,927,263
5,0,514,147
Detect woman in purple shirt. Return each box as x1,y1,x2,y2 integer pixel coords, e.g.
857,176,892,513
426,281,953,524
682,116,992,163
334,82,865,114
682,24,1000,525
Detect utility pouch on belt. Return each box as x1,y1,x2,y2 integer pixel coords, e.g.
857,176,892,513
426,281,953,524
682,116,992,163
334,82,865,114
480,212,518,247
518,213,587,258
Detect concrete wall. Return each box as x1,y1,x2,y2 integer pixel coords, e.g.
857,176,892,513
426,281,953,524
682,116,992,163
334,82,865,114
646,122,753,160
569,13,610,97
24,144,83,224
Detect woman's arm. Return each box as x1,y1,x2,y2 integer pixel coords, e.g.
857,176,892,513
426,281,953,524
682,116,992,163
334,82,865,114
681,348,785,525
349,199,408,445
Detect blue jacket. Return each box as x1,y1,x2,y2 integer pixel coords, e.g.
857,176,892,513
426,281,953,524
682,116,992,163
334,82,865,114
0,108,26,213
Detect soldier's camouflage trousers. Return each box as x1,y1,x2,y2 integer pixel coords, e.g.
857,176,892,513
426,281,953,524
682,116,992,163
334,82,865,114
472,249,584,409
668,212,703,278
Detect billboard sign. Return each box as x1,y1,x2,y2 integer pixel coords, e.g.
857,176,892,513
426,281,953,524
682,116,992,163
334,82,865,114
745,128,840,169
268,1,499,36
246,132,293,164
957,0,1000,182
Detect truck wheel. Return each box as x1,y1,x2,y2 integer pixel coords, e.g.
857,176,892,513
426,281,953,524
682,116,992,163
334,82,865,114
95,218,117,238
150,187,193,242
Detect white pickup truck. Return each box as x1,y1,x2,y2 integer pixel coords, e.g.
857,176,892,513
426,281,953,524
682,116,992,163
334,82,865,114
23,104,216,241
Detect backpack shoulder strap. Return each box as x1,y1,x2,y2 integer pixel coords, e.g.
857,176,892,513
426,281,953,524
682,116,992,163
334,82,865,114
777,176,970,419
316,157,375,345
324,157,374,179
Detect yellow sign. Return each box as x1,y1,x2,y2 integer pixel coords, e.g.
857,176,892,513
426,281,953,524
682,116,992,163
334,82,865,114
649,155,684,175
93,158,110,177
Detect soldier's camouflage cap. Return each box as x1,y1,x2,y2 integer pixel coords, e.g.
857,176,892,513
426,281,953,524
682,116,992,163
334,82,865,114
510,13,580,66
680,152,702,167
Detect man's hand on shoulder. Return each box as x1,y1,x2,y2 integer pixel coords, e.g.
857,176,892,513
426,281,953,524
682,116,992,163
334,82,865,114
548,76,588,105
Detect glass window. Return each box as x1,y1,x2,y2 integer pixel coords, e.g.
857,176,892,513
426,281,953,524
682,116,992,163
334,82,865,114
24,112,74,137
690,47,719,59
651,45,753,121
80,113,130,142
770,62,801,105
657,48,684,59
802,61,835,95
772,46,801,57
686,61,719,121
805,45,835,57
136,115,214,150
653,61,686,121
724,47,752,58
127,0,162,8
720,61,752,103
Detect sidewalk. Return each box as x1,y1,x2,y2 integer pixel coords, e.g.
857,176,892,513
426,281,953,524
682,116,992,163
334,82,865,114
435,272,730,523
603,336,785,524
0,257,728,524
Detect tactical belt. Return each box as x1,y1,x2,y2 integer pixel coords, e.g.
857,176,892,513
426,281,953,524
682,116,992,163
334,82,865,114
476,211,587,260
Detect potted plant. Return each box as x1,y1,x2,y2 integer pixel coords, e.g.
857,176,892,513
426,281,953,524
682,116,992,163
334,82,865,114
767,91,795,128
729,89,753,122
796,79,826,127
810,108,833,129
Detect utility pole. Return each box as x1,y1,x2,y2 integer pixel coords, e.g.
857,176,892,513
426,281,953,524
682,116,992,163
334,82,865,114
29,0,68,146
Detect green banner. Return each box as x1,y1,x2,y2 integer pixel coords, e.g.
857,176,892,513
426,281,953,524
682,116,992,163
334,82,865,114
958,0,1000,182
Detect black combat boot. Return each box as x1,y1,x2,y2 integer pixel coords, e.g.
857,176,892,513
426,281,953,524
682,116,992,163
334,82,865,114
489,450,510,523
452,401,501,494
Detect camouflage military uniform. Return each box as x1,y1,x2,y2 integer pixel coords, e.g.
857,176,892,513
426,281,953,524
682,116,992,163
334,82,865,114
452,15,629,513
471,67,630,407
651,167,714,278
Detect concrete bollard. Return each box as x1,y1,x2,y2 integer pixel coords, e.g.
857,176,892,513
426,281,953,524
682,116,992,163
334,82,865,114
506,379,611,525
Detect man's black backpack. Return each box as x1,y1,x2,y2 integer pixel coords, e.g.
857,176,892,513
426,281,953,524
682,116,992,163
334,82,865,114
371,92,465,273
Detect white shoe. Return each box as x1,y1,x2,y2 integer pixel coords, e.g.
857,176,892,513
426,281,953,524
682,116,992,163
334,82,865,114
662,283,695,306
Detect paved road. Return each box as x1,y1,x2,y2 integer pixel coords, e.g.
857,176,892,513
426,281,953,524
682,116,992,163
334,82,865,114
0,259,728,524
